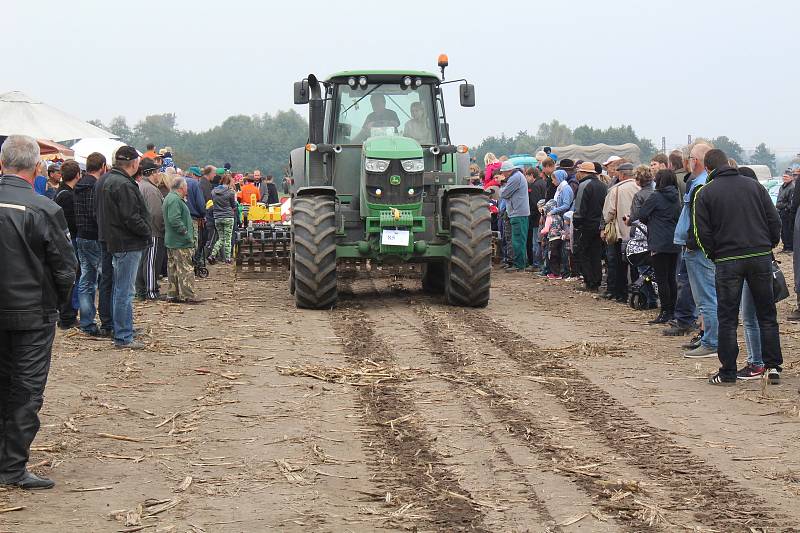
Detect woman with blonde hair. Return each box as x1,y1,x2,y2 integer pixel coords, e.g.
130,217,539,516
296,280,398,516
483,152,501,187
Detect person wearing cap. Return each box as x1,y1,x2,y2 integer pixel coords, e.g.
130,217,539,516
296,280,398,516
499,160,531,271
0,135,77,489
601,162,640,302
98,146,152,350
775,169,795,254
136,159,166,301
572,161,608,291
184,166,207,265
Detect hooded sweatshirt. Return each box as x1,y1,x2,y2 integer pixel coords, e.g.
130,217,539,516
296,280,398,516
551,169,574,216
212,185,238,219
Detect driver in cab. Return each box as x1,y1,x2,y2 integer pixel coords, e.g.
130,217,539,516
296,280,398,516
354,94,400,142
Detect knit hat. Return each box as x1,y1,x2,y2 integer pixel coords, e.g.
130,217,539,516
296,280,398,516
187,166,202,177
544,199,557,213
536,199,546,207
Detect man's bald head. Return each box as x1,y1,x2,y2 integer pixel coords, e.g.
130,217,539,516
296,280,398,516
690,143,713,175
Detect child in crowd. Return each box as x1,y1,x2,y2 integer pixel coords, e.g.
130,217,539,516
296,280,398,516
540,200,564,279
562,211,579,279
536,199,549,275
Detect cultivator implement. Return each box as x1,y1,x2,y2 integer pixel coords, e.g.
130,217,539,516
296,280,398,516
233,223,290,279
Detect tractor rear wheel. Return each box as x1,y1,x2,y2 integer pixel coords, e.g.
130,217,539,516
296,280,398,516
445,194,492,307
292,195,337,309
421,262,445,294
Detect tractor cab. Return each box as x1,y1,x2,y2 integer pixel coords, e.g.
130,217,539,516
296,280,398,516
288,57,491,310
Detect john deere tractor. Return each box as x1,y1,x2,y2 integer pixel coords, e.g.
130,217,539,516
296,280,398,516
288,55,491,309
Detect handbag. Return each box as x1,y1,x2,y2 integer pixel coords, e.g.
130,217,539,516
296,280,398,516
772,258,790,303
604,184,619,244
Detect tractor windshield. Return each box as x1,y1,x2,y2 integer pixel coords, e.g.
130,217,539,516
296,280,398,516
335,83,436,146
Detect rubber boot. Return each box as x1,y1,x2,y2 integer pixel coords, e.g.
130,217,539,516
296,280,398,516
787,295,800,322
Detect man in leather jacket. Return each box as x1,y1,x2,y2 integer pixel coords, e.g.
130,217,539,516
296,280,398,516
0,135,77,490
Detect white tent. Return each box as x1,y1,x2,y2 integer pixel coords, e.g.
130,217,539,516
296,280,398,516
70,138,139,165
0,91,115,142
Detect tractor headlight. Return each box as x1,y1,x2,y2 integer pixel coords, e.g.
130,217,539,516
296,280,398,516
401,159,424,173
365,158,390,173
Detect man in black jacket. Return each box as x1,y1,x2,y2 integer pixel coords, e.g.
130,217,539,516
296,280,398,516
99,146,151,349
75,152,109,336
53,160,81,329
694,149,783,385
526,167,547,267
0,135,77,489
572,162,608,291
774,170,794,253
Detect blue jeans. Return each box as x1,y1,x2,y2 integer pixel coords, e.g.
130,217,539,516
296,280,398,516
684,249,718,349
75,238,101,333
111,250,143,345
741,281,762,367
674,250,698,327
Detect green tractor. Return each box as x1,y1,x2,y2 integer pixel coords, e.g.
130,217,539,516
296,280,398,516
288,55,491,309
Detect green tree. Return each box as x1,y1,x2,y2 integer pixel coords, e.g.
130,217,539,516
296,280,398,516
107,116,134,144
749,143,776,174
710,136,744,163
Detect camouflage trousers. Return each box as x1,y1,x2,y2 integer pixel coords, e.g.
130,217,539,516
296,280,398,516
167,247,196,300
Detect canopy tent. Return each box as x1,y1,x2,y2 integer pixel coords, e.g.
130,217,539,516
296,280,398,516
0,91,115,142
551,143,642,165
70,137,138,165
37,139,74,159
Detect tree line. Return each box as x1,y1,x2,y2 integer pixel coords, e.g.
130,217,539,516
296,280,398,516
90,114,780,175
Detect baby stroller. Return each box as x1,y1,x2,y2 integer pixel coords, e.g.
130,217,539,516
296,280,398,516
625,221,657,310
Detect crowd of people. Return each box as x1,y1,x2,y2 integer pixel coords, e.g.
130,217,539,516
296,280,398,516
480,142,790,386
0,135,285,489
0,132,797,491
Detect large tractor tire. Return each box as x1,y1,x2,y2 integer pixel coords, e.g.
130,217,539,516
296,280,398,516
292,195,337,309
445,194,492,307
421,262,446,294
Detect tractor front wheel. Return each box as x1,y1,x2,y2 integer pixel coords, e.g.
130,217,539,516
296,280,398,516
292,195,337,309
445,194,492,307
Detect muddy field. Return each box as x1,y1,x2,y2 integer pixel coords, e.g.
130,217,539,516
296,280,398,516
1,264,799,533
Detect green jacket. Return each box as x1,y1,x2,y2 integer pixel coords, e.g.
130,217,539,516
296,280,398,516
163,191,194,249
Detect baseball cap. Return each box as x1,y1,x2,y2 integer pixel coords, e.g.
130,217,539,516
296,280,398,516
617,162,635,172
603,155,622,166
115,146,139,161
139,158,159,175
187,166,202,177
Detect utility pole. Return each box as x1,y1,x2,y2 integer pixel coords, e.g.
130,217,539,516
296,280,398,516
662,136,666,154
688,134,692,145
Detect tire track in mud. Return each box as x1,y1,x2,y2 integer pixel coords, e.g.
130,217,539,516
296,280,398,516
409,302,661,531
330,278,487,532
366,283,563,531
435,305,787,532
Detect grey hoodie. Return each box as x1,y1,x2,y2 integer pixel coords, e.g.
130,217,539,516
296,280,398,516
212,185,237,219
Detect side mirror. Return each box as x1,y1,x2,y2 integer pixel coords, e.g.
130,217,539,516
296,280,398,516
459,83,475,107
294,80,309,105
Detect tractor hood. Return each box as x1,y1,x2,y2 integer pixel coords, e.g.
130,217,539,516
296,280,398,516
363,136,424,160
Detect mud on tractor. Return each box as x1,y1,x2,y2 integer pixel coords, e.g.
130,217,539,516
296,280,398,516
288,55,491,309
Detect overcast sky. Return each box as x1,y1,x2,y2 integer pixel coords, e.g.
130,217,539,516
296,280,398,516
4,0,798,154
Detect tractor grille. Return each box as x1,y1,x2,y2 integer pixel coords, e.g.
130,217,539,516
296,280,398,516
365,160,423,205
